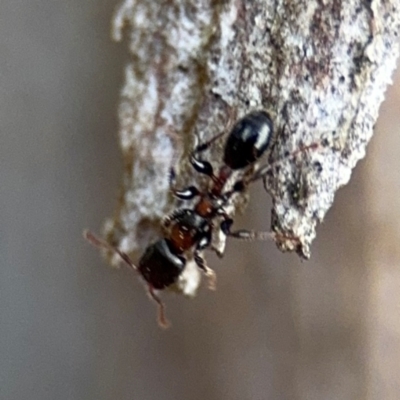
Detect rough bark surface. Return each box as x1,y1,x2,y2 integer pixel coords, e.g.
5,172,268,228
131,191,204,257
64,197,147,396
104,0,399,292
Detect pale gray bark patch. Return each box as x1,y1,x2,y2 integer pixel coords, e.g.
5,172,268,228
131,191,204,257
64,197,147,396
104,0,399,274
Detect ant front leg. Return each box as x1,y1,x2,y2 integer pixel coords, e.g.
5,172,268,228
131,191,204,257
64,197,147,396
193,231,217,290
169,167,200,200
190,148,215,178
169,127,230,196
249,142,321,184
220,180,246,204
167,143,216,200
189,129,229,179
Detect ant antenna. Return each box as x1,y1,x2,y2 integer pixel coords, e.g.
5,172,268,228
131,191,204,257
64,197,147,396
83,230,170,328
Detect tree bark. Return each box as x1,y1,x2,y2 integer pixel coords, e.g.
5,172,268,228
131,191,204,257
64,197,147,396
105,0,400,290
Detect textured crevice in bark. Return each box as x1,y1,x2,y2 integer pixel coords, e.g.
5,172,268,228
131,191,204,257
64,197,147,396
104,0,399,291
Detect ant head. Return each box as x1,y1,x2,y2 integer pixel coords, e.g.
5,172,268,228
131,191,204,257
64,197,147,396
224,110,273,170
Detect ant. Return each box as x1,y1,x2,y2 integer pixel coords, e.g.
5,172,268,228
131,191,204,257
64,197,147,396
85,110,318,327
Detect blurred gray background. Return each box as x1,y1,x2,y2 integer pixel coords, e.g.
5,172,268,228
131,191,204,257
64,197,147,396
1,1,400,399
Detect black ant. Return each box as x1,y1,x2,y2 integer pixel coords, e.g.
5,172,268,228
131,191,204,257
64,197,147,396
85,110,318,327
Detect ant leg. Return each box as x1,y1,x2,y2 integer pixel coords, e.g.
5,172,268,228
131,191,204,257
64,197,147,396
170,109,235,184
249,142,321,184
189,129,228,178
190,106,236,158
220,180,246,203
220,218,276,241
220,218,301,245
173,185,200,200
84,230,171,328
193,130,226,154
162,208,190,228
190,155,214,177
194,232,217,290
194,252,217,291
83,230,137,271
220,141,322,203
147,285,170,329
168,167,201,200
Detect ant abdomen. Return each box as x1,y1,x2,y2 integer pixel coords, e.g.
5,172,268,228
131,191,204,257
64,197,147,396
138,239,185,289
224,110,273,170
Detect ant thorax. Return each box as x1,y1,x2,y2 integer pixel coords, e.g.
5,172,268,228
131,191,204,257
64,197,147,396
208,168,248,256
165,111,273,290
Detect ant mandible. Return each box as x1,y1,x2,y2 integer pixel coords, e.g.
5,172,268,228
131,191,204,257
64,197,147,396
85,110,317,327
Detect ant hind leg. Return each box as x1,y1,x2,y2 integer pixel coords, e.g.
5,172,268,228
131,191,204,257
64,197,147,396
83,230,137,271
220,218,300,246
147,285,170,329
84,230,171,328
194,252,217,291
168,167,201,200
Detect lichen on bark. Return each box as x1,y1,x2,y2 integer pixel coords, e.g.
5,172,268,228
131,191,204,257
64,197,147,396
104,0,399,290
